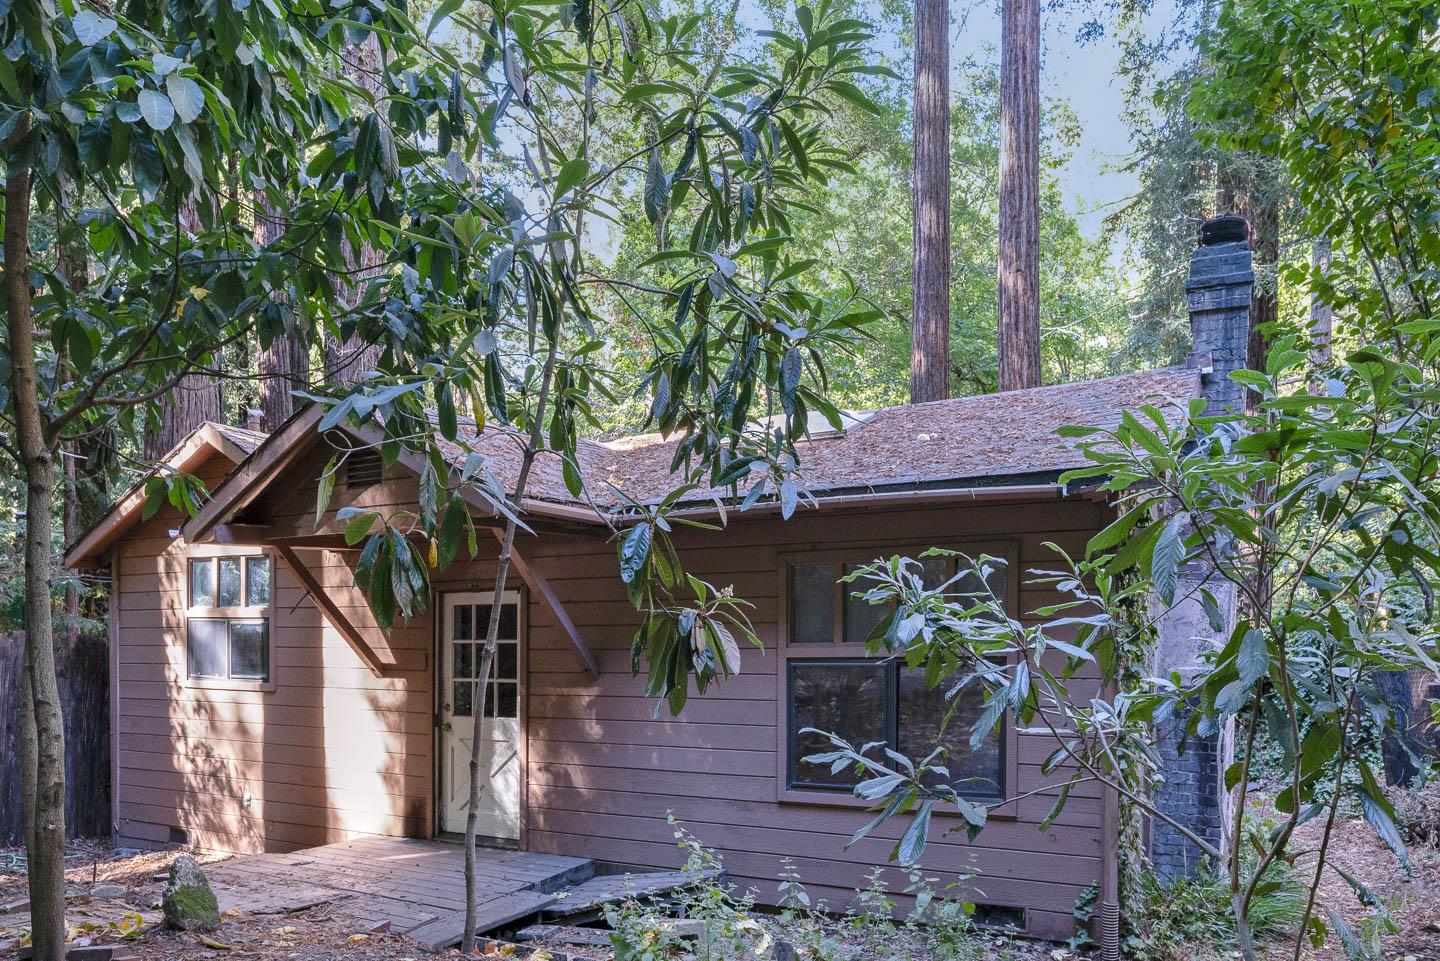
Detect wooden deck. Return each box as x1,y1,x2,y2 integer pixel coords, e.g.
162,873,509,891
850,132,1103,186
204,836,593,950
202,836,713,952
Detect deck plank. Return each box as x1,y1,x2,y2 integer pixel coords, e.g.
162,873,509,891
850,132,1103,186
406,891,558,952
201,836,596,948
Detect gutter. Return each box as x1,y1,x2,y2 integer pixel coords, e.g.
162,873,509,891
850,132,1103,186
605,481,1079,525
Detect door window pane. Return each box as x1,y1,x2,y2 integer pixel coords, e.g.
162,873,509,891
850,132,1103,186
843,563,893,644
453,643,473,679
789,661,888,788
498,603,518,639
229,621,270,680
497,642,517,680
218,557,243,607
187,618,227,677
189,559,215,607
495,681,518,718
245,557,271,606
454,604,473,640
898,668,1002,798
454,681,473,717
790,564,836,644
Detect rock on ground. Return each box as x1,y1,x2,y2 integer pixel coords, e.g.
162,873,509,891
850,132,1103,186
162,855,220,933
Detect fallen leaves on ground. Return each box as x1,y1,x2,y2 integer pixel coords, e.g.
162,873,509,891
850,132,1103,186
1292,809,1440,961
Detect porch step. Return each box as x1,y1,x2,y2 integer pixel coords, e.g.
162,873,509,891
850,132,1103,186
543,868,723,921
407,890,558,952
514,923,614,947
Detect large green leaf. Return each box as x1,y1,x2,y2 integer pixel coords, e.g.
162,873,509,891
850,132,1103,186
165,74,205,124
137,89,174,131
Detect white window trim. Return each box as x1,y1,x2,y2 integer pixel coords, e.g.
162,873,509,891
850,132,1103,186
183,546,276,691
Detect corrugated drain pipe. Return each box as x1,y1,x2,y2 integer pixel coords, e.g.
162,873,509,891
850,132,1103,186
1098,766,1122,960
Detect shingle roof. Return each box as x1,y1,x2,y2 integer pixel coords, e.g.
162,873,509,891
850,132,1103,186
580,366,1199,507
209,422,268,454
208,366,1200,515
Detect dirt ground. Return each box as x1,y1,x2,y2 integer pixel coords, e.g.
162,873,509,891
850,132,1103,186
0,841,1067,960
1291,808,1440,961
0,843,414,960
2,823,1436,960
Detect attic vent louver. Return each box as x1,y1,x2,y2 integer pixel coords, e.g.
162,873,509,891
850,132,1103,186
346,449,383,489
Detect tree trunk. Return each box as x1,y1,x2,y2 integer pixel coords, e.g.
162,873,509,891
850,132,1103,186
255,195,308,430
143,373,225,459
1247,196,1278,412
145,197,223,459
328,34,385,385
1310,236,1332,367
909,0,950,404
997,0,1041,392
460,341,560,954
6,122,69,961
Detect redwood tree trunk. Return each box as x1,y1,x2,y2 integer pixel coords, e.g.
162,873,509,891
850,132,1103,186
255,195,308,430
328,35,385,385
997,0,1042,392
6,124,69,961
1247,196,1279,411
909,0,950,404
145,198,223,458
143,373,225,459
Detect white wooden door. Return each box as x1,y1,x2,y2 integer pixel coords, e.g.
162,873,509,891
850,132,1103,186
439,591,522,840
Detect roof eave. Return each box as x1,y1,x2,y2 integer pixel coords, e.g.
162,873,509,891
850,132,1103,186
62,424,253,570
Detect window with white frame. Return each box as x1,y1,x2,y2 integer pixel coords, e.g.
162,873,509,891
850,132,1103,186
186,553,272,682
783,547,1008,799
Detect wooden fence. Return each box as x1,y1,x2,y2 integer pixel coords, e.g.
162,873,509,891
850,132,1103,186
0,631,110,844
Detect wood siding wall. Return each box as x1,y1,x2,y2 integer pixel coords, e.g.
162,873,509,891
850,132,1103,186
112,453,432,854
443,496,1110,940
111,452,1108,939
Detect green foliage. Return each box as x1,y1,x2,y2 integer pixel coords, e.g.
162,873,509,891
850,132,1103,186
605,815,765,961
288,0,898,714
597,43,1141,426
1123,846,1305,961
1192,0,1439,343
607,818,986,961
1067,882,1097,952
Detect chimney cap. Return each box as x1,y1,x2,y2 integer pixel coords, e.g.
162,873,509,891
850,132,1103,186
1199,214,1248,247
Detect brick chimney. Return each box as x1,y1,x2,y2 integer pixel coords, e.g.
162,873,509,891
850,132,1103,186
1186,214,1254,416
1144,216,1254,879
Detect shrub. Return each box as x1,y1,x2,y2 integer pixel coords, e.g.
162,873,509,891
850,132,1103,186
1123,853,1306,961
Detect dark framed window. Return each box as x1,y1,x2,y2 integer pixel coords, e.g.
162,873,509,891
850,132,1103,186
783,546,1009,800
788,659,1003,798
186,553,272,683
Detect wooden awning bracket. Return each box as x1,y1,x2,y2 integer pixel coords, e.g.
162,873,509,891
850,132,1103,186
498,531,599,677
273,543,396,678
